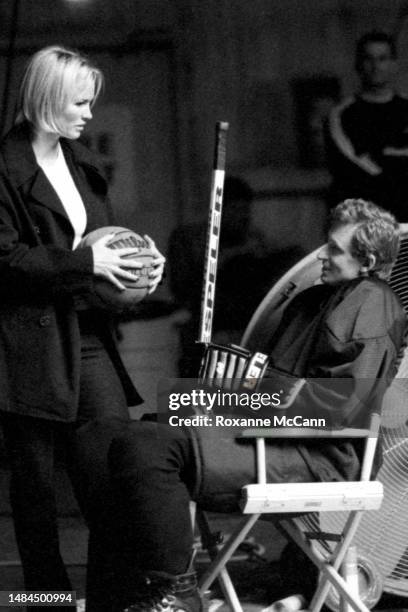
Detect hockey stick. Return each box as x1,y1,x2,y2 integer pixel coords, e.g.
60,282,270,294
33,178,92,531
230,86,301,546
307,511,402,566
198,121,229,345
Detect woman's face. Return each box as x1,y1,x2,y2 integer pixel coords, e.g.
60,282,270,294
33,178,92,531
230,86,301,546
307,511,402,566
58,78,95,139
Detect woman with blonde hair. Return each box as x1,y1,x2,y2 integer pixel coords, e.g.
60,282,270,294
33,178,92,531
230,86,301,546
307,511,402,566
0,45,164,609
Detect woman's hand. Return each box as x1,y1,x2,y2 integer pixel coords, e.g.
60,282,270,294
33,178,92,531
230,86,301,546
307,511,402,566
91,233,144,291
144,234,166,294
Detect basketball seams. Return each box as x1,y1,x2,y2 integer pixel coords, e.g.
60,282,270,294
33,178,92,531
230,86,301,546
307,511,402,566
85,227,154,285
106,230,154,282
78,226,155,309
106,230,149,251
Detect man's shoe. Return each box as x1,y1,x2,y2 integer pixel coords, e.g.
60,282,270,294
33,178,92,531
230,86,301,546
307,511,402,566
123,571,204,612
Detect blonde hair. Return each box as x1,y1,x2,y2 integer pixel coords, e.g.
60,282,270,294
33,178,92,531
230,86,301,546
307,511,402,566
331,198,400,279
16,45,103,134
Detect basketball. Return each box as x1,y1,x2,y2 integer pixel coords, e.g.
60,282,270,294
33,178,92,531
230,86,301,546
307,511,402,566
78,226,155,313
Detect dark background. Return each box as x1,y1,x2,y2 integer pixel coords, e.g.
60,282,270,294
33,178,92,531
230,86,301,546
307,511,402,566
2,0,408,281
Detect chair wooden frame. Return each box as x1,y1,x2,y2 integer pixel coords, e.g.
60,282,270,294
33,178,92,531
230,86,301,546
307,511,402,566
197,413,383,612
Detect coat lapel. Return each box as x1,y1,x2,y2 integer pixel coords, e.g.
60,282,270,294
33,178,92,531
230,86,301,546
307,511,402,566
61,139,112,230
1,123,70,221
1,122,110,229
28,169,70,220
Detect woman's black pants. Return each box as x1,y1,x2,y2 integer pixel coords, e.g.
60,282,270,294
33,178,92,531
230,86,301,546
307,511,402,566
0,331,130,611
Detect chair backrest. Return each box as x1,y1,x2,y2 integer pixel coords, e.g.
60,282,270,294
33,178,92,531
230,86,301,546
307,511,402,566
241,229,408,597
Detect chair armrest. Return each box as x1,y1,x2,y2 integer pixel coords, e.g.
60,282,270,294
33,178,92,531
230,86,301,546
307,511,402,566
239,427,373,439
240,481,383,514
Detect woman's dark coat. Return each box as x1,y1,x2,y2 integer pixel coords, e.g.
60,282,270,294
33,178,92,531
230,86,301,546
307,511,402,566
0,122,142,421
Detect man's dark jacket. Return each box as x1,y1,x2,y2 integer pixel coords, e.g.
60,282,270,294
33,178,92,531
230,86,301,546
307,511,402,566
0,122,142,421
191,277,406,510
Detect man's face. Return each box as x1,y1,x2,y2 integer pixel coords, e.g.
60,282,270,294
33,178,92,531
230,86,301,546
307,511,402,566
318,224,363,285
357,41,396,90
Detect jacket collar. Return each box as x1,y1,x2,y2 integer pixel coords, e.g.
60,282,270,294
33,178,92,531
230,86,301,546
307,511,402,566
1,121,107,189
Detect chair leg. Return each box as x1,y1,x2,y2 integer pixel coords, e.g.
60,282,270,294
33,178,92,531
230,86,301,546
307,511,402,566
279,513,370,612
308,512,366,612
197,510,261,612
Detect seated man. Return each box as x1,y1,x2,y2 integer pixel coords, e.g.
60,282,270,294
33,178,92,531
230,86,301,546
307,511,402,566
83,199,406,612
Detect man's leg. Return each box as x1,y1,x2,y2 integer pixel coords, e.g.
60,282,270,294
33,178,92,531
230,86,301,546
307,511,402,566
107,423,317,611
108,421,197,610
1,414,75,612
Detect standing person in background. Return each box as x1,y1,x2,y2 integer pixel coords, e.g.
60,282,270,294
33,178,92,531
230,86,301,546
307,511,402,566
0,46,164,610
327,31,408,221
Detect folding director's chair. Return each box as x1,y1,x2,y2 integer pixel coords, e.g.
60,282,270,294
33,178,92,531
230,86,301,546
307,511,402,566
196,412,383,612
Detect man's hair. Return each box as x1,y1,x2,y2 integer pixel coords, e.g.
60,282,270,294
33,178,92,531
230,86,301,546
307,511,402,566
355,31,397,71
15,45,103,135
330,199,400,279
